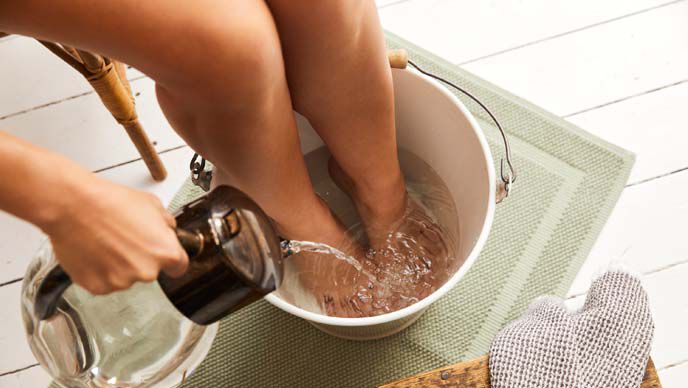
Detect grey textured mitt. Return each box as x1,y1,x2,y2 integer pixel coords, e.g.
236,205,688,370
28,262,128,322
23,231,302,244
489,271,654,388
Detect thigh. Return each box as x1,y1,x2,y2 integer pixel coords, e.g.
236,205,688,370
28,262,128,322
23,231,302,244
266,0,399,187
265,0,391,115
0,0,275,92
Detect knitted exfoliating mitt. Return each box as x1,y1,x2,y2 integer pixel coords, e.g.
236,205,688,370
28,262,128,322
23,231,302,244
489,271,654,388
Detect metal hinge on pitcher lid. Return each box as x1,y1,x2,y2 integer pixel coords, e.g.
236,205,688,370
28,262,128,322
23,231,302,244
405,58,517,204
190,153,213,192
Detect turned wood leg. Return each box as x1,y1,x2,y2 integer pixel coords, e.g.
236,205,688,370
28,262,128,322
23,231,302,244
108,61,167,181
87,63,167,181
86,60,167,181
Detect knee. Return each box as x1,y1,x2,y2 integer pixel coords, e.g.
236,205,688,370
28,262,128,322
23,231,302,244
167,4,282,103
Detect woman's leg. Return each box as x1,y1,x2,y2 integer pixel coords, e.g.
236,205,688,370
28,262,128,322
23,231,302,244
265,1,456,318
0,0,348,246
266,0,407,240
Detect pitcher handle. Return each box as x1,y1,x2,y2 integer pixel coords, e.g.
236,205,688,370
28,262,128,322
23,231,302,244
34,228,203,320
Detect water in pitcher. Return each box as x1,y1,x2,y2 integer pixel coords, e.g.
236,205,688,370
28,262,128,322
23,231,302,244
21,242,213,387
276,147,461,318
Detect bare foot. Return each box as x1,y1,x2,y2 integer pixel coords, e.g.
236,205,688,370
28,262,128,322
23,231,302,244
272,195,348,249
328,156,453,314
276,158,452,318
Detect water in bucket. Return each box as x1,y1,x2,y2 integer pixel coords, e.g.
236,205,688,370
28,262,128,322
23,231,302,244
276,147,461,318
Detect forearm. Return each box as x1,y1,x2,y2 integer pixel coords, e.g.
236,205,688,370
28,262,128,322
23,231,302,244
0,131,94,230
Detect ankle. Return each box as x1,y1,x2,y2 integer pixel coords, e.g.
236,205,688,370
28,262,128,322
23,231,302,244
352,172,406,219
273,196,347,247
328,157,407,226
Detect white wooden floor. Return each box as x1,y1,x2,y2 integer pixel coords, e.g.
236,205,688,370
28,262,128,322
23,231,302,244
1,1,686,386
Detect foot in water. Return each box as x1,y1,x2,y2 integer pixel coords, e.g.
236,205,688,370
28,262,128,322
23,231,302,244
277,157,453,318
321,156,453,316
281,157,406,317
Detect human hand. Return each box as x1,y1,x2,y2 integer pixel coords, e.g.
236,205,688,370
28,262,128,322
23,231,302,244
40,176,188,295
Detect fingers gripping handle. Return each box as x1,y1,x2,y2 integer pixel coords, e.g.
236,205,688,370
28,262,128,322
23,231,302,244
34,228,203,320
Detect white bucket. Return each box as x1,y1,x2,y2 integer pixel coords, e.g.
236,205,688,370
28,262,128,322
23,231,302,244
220,68,496,340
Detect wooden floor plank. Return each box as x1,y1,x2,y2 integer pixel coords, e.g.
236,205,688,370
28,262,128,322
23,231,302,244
460,0,688,116
567,81,688,184
0,282,37,375
376,0,409,7
0,37,143,119
0,366,49,388
659,361,688,387
1,77,184,173
379,0,671,65
568,169,688,297
642,263,688,370
0,147,193,285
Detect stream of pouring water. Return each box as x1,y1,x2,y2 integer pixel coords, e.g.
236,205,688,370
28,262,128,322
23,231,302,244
283,240,381,287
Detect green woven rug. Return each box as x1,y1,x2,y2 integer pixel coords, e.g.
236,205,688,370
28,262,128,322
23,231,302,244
171,33,634,388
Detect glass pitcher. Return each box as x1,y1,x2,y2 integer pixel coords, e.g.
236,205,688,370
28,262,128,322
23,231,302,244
20,185,284,387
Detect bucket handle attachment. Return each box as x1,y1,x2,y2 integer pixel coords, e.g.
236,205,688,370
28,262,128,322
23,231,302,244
388,49,516,203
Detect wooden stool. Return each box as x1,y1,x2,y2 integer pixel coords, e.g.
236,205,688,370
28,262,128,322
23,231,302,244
379,353,662,387
2,34,166,181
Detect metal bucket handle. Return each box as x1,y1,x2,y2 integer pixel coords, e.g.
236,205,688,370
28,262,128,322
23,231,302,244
388,49,516,203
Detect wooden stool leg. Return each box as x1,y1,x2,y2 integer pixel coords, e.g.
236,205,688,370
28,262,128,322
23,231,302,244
87,60,167,181
114,62,133,95
121,119,167,181
112,61,167,181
